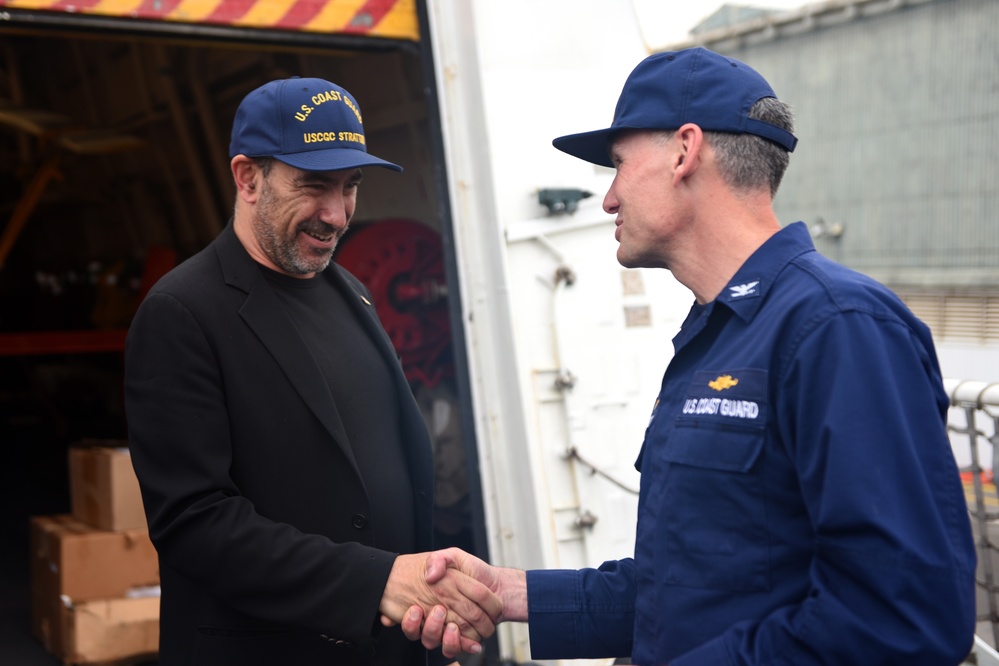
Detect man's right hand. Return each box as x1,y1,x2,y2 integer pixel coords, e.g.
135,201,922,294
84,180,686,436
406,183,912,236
378,550,503,655
398,548,528,657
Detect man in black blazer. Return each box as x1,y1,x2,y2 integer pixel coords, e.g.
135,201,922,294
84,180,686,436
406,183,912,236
124,77,497,666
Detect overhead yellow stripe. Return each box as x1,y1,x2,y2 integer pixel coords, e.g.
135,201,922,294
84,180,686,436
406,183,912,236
92,0,144,15
304,0,361,33
234,0,297,26
3,0,63,9
168,0,225,22
367,0,417,40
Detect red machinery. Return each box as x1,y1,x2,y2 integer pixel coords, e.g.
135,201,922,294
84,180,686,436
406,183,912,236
335,219,453,388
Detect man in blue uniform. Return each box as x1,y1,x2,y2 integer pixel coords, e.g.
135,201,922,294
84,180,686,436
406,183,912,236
402,47,978,664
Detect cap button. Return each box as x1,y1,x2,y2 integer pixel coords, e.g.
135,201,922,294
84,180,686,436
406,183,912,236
351,514,368,529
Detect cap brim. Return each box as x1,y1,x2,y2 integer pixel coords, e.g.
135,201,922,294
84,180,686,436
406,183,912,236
275,149,402,173
552,128,616,168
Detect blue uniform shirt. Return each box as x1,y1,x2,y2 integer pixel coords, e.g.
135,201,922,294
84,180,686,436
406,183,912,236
526,222,976,665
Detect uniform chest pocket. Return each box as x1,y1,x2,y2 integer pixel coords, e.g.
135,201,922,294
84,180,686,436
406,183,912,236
660,425,770,591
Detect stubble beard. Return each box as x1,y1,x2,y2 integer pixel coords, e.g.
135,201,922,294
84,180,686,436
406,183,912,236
253,183,342,276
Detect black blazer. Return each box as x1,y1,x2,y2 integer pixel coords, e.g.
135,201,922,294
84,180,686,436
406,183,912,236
124,222,436,665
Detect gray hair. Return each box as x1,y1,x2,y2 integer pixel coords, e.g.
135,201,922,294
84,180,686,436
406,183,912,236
704,97,794,197
254,156,275,177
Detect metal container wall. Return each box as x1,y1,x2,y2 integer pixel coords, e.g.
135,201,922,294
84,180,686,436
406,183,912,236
691,0,999,290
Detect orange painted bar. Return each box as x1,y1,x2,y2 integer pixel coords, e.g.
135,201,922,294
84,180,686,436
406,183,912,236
0,0,419,39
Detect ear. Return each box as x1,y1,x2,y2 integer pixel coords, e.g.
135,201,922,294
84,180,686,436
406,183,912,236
671,123,704,187
231,155,261,203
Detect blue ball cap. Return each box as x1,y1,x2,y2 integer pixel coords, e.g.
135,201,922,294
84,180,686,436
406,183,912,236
553,47,797,167
229,77,402,172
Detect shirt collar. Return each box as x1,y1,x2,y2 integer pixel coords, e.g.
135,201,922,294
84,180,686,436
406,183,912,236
715,221,816,323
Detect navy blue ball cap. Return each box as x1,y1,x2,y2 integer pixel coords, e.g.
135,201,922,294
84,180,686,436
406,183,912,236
553,47,797,167
229,77,402,172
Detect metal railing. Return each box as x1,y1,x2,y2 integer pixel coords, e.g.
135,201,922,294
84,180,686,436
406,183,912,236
946,379,999,659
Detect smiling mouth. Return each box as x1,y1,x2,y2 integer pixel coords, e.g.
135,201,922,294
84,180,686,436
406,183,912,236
304,230,334,242
298,222,340,244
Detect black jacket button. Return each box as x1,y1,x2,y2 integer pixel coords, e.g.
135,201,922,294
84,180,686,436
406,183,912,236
320,634,355,649
351,514,367,529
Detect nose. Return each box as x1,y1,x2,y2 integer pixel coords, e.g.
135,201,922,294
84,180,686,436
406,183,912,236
317,191,350,229
603,182,619,215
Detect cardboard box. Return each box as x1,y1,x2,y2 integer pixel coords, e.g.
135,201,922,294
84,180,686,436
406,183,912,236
69,444,147,531
34,595,160,665
30,514,160,664
30,514,159,603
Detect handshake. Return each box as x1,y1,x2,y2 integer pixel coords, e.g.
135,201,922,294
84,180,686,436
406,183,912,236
378,548,527,659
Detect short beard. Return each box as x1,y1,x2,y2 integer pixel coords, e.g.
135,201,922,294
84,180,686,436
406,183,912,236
252,180,339,275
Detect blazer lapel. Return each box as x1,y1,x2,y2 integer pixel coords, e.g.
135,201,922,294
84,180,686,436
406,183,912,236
212,222,435,544
329,265,437,544
213,223,360,477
